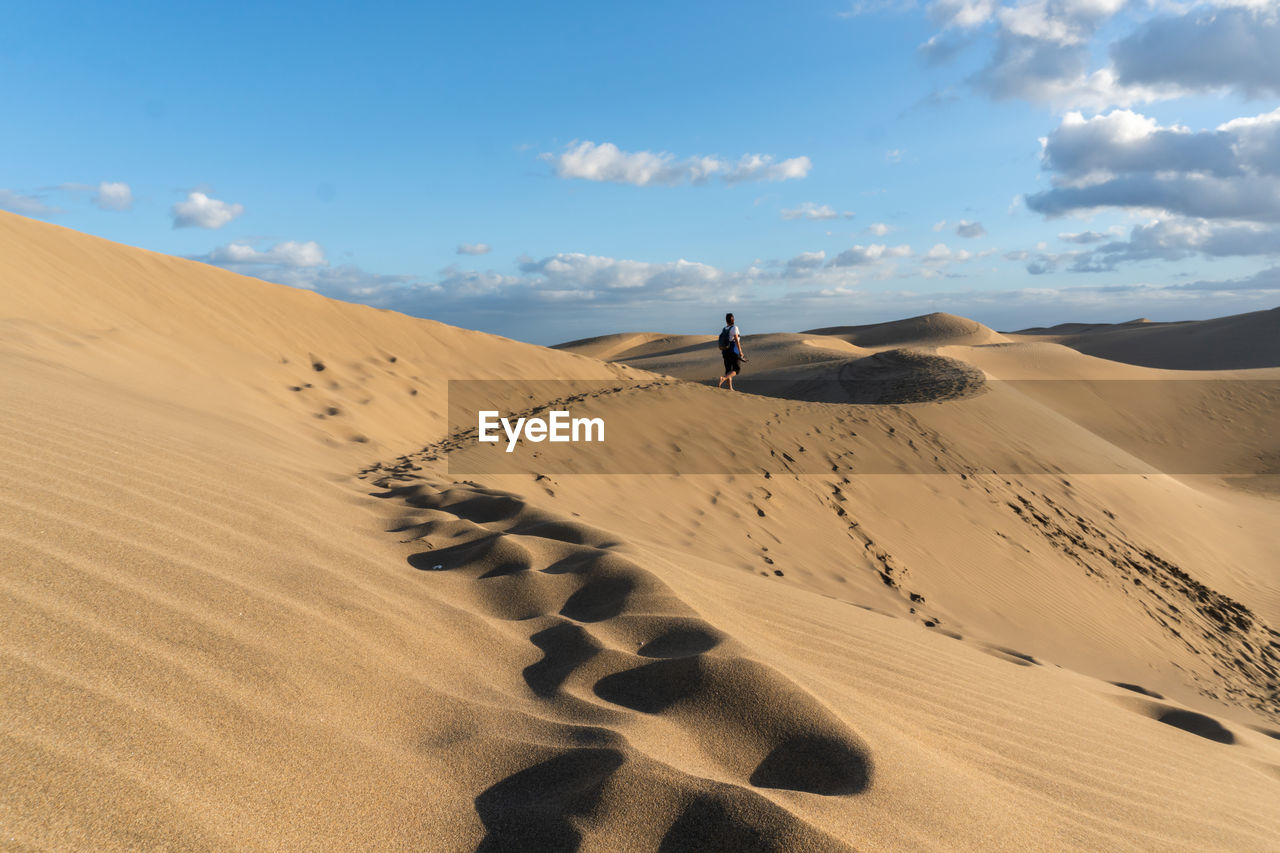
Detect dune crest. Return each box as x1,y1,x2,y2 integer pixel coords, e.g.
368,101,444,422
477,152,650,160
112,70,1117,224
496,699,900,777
805,312,1008,348
1010,307,1280,370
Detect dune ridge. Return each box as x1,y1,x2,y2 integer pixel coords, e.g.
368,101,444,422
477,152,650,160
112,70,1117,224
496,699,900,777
804,312,1008,348
1009,308,1280,370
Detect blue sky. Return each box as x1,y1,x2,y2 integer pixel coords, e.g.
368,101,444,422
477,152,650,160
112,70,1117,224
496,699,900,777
3,0,1279,343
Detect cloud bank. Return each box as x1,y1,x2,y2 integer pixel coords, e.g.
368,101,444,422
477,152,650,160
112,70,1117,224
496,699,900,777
920,0,1279,110
543,141,812,186
200,240,326,268
93,182,133,211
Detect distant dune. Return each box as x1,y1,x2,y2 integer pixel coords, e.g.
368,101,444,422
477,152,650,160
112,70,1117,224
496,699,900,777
805,311,1009,348
3,210,1278,850
1009,307,1280,370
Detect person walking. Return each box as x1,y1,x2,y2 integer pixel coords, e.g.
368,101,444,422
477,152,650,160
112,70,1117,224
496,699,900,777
717,312,745,390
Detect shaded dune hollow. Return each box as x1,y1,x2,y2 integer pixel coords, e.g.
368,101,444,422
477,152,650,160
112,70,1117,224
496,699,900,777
749,349,988,405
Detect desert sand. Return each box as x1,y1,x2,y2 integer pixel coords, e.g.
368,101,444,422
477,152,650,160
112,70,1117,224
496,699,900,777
2,208,1278,851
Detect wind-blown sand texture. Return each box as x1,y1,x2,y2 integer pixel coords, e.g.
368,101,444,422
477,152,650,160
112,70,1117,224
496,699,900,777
3,209,1279,850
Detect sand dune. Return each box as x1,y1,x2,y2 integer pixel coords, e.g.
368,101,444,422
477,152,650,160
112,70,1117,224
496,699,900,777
3,210,1279,850
0,211,622,457
1010,307,1280,370
556,328,984,404
805,312,1009,348
557,331,867,377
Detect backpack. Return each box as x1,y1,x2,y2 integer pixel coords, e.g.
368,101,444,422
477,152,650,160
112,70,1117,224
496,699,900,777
718,326,734,352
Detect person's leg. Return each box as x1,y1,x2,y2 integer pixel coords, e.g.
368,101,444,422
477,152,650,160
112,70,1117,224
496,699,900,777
726,368,736,390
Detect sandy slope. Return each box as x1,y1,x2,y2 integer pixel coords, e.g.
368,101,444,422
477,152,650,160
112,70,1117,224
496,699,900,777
2,210,1279,850
805,312,1009,349
1009,308,1280,370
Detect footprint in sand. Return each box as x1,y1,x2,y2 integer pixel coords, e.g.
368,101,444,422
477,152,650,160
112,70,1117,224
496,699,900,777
1151,706,1235,744
1111,681,1164,699
375,480,875,809
978,644,1041,667
473,747,625,851
1109,693,1238,745
472,742,855,852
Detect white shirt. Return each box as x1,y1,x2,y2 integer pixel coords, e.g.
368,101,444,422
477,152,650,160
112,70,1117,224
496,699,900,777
723,324,741,355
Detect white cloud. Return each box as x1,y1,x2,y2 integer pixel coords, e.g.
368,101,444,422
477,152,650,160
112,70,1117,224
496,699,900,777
54,181,133,211
0,189,59,217
457,242,492,255
517,252,731,298
199,255,438,304
725,153,813,183
93,181,133,211
191,240,451,309
214,248,749,311
171,191,244,229
917,0,1229,109
1028,107,1280,221
828,243,912,267
542,141,810,186
1027,217,1280,273
885,149,904,163
1219,107,1280,176
781,202,854,221
1058,229,1110,244
916,243,997,278
433,266,523,297
924,242,972,262
214,238,1280,343
868,222,893,236
546,141,696,186
1111,6,1280,98
201,240,326,268
300,267,438,299
955,219,986,238
1096,218,1280,262
997,0,1128,46
1039,110,1241,183
785,250,827,276
929,0,997,29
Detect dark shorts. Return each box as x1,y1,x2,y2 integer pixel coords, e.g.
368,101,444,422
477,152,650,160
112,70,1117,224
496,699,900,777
722,350,741,374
